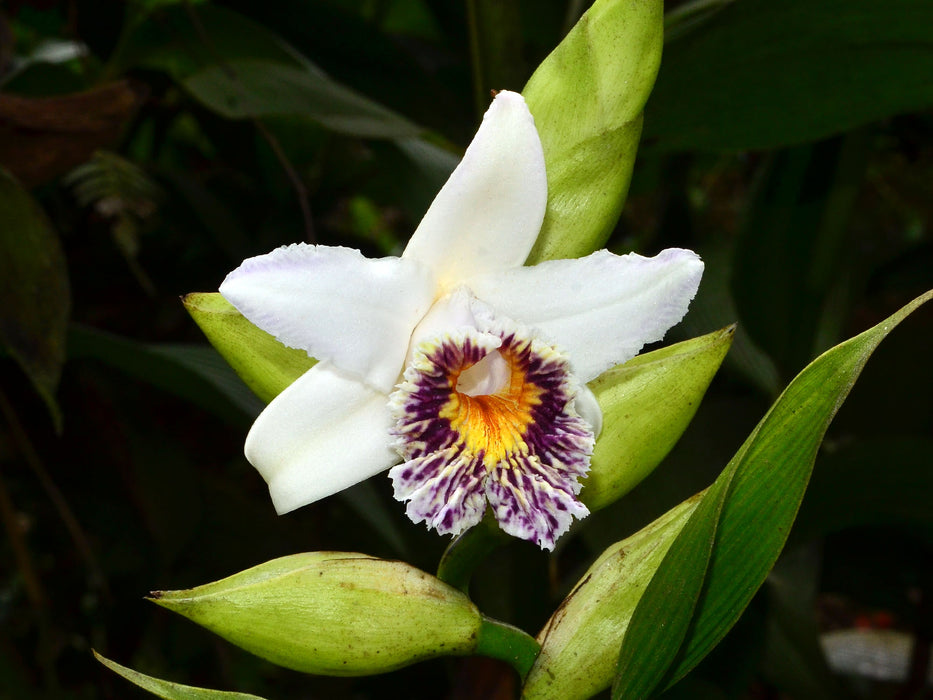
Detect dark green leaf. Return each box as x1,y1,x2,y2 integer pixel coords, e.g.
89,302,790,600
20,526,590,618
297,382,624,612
94,651,266,699
613,290,932,697
0,168,69,430
182,59,420,137
646,0,933,150
760,547,849,699
679,242,780,397
68,324,262,425
108,4,307,79
111,5,422,139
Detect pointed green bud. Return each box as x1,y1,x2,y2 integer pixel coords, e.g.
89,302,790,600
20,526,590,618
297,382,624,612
523,0,664,263
583,326,734,512
151,552,482,676
523,496,701,699
183,292,314,403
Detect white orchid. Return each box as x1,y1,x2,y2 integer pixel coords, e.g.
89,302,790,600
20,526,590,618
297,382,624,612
220,91,703,550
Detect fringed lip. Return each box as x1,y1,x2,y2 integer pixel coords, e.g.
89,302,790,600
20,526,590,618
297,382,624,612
389,322,593,550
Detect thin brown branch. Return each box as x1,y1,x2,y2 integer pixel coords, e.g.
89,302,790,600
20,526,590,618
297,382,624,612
0,463,45,611
254,118,316,242
0,385,108,596
183,0,315,242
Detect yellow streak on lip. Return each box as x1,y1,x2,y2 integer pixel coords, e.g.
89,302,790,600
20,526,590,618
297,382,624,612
439,349,543,468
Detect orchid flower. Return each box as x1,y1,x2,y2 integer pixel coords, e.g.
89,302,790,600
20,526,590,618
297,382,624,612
220,91,703,550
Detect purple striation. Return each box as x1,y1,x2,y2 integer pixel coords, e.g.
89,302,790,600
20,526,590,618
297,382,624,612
389,322,594,550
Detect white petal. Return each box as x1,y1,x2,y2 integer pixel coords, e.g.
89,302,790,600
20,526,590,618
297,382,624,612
244,362,398,514
575,384,603,437
221,243,436,392
403,287,492,367
402,91,547,289
467,249,704,382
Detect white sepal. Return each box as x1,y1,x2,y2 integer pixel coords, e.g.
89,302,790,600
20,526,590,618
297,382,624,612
244,362,398,514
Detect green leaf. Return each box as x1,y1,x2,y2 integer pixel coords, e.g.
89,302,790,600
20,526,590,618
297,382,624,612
612,289,932,698
111,5,422,139
523,494,702,700
677,242,780,397
646,0,933,151
94,651,266,700
523,0,664,262
612,478,727,699
68,324,263,424
0,168,69,430
109,4,312,80
182,59,421,138
152,553,482,676
583,326,734,512
183,292,314,404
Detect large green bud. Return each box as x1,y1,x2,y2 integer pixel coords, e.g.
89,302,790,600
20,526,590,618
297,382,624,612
152,552,482,676
582,327,734,512
524,0,664,263
523,496,700,699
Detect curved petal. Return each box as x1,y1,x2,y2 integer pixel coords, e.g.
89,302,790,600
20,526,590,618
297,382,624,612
403,287,485,365
574,384,603,437
221,244,436,392
402,91,547,289
245,362,398,514
467,248,704,382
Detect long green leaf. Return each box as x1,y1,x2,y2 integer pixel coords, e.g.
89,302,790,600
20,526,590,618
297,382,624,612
68,324,263,424
183,59,420,137
612,477,726,698
111,5,421,139
94,651,266,699
646,0,933,150
523,495,702,700
612,289,932,698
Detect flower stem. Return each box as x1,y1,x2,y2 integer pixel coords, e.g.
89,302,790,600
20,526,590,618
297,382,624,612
437,514,508,592
475,615,541,681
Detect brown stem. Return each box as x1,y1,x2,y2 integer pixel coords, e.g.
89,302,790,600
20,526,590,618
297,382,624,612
254,118,316,242
184,1,315,242
0,385,108,596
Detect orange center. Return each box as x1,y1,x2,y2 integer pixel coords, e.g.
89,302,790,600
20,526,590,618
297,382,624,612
439,349,543,467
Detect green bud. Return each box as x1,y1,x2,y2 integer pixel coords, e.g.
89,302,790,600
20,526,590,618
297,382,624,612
523,0,664,263
183,292,315,403
151,552,482,676
582,326,734,512
523,496,701,699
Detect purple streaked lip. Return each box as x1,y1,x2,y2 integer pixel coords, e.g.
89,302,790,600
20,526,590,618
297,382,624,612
389,323,593,550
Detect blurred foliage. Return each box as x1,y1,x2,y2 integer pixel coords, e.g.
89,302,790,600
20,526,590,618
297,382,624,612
0,0,931,698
